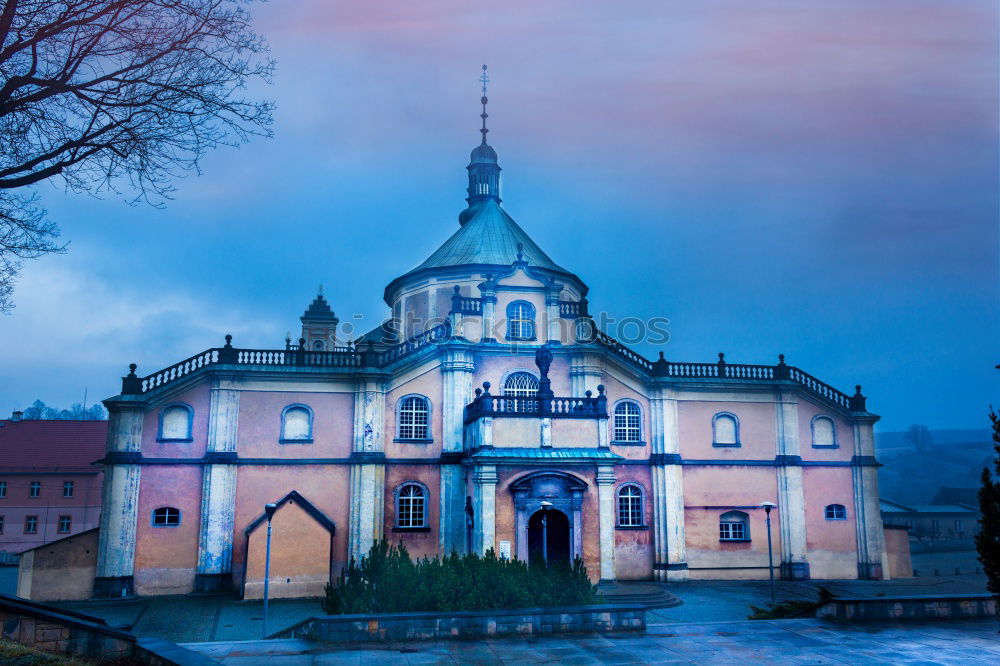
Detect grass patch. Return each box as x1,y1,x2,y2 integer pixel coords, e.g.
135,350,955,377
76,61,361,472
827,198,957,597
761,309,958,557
748,587,836,620
0,639,95,666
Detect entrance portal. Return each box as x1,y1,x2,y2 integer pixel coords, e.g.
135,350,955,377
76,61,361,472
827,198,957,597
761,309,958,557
527,508,570,567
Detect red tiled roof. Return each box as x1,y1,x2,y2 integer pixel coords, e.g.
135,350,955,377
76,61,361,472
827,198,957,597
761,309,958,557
0,419,107,472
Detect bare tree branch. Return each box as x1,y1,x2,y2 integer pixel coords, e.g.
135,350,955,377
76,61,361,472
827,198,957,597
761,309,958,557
0,0,274,311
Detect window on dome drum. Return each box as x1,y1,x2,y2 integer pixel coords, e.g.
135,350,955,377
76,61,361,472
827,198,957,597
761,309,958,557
824,504,847,520
395,483,427,529
617,484,644,527
29,481,40,498
613,401,642,443
152,507,181,527
0,481,6,498
281,405,313,442
719,511,750,541
58,515,71,533
159,404,193,441
712,413,739,447
24,515,38,534
812,416,837,448
506,301,536,341
63,481,74,498
397,396,430,441
503,372,539,413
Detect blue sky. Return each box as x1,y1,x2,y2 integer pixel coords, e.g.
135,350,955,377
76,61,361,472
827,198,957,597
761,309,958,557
1,0,996,431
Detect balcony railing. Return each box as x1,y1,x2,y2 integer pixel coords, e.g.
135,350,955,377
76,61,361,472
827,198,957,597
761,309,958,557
123,323,451,395
121,320,867,413
464,384,607,423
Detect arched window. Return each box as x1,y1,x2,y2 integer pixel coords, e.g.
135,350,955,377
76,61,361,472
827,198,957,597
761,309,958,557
825,504,847,520
812,416,837,448
617,484,644,527
503,371,539,413
712,413,739,447
152,507,181,527
280,405,313,443
719,510,750,541
506,301,536,341
397,395,430,441
613,401,642,443
312,339,325,351
395,483,427,529
158,404,193,441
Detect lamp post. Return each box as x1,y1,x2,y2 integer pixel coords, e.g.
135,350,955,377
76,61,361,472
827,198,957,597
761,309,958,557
262,502,277,638
761,501,776,607
540,500,553,566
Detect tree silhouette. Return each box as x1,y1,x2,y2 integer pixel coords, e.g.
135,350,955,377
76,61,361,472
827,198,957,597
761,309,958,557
0,0,275,311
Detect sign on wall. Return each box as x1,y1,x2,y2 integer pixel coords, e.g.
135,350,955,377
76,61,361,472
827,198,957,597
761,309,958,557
498,540,511,560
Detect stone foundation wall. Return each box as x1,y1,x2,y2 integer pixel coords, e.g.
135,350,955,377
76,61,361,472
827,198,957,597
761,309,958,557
817,594,996,622
273,603,646,643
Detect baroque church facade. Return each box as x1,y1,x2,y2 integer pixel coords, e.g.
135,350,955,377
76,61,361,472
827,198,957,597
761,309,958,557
94,95,888,599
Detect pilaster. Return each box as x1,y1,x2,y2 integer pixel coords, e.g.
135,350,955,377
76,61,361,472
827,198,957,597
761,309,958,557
596,465,617,582
775,391,809,580
348,373,387,560
650,387,687,581
94,404,143,597
195,377,240,593
440,346,475,553
569,353,603,397
853,416,887,579
472,465,499,555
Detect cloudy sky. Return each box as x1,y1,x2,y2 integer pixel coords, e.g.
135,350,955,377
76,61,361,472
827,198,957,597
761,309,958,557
1,0,996,431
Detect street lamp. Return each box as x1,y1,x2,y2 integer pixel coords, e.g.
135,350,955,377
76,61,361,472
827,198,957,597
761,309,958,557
262,502,277,638
539,500,553,567
761,501,777,607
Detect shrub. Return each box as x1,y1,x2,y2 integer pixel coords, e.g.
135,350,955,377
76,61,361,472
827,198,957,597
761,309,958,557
322,540,597,614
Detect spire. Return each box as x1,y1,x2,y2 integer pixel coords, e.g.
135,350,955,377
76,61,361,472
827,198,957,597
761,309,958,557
479,64,490,145
462,64,501,223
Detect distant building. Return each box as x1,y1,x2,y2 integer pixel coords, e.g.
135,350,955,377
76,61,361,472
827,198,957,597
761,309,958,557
0,413,106,557
880,498,978,544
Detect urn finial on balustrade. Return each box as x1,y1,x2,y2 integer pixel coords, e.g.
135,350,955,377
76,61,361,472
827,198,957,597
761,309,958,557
482,381,491,395
652,350,668,377
849,385,867,412
219,333,237,363
774,353,790,379
121,363,142,395
717,352,727,377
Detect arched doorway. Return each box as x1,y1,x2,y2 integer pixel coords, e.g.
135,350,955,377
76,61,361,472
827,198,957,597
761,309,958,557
510,471,586,564
527,508,571,567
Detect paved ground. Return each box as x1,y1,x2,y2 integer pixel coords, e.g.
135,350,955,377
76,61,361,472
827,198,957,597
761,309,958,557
42,572,988,642
183,618,1000,664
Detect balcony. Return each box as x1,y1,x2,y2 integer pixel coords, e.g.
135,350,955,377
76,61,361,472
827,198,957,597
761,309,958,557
463,384,607,424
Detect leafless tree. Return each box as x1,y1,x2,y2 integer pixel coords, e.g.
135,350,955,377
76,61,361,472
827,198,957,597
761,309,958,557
0,0,275,311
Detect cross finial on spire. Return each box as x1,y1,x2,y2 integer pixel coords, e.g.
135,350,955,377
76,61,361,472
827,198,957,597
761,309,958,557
479,64,489,144
318,284,324,296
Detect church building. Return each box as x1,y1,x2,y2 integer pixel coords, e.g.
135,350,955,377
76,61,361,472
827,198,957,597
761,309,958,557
93,86,889,599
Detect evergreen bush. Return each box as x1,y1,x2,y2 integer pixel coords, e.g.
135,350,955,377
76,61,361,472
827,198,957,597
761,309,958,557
322,540,597,614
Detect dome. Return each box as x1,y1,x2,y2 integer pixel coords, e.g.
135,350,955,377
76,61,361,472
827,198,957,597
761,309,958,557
470,141,497,163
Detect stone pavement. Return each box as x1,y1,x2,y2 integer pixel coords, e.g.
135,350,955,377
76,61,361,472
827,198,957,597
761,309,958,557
42,573,988,643
183,618,1000,664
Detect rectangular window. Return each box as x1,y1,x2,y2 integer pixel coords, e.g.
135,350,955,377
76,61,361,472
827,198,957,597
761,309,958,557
58,515,71,533
720,521,746,541
63,481,74,498
0,481,6,498
931,519,940,532
29,481,40,498
24,515,38,534
0,515,4,534
954,520,963,533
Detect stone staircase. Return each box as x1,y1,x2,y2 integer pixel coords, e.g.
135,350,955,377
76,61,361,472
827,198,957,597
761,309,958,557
596,581,682,609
